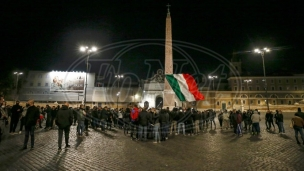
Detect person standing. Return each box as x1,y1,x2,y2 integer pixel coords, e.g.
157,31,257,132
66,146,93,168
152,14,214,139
291,113,304,145
210,110,216,129
44,105,52,130
130,104,139,140
10,101,23,134
222,110,230,130
236,111,243,137
56,102,73,151
295,108,304,120
21,100,40,150
251,110,261,136
159,109,170,140
19,103,29,134
218,111,223,129
77,104,86,136
277,110,285,134
138,108,152,141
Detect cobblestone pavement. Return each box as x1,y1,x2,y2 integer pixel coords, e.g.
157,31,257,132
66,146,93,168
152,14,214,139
0,114,304,171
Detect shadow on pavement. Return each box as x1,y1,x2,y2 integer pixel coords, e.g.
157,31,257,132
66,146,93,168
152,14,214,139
247,136,263,142
209,129,217,135
279,134,292,139
94,129,115,139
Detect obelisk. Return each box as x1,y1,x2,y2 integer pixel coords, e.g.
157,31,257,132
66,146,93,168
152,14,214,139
163,4,175,109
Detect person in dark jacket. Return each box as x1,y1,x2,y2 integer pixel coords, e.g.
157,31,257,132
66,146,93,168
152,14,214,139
10,101,23,134
185,108,194,136
21,99,40,150
44,105,52,130
91,106,98,129
295,108,304,120
159,109,169,141
138,108,152,141
56,102,73,151
152,108,161,143
100,106,108,131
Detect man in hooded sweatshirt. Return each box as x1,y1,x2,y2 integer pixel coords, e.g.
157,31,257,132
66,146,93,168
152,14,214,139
56,102,73,151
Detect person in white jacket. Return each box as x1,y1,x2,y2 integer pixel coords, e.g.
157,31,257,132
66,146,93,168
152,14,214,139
251,110,261,136
222,110,230,130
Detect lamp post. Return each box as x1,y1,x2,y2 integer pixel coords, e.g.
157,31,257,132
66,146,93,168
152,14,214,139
244,79,252,110
115,75,123,109
116,92,120,109
208,75,218,111
254,48,270,110
80,46,97,105
14,72,23,102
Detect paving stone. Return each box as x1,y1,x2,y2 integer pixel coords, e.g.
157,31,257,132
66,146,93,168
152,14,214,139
0,115,304,170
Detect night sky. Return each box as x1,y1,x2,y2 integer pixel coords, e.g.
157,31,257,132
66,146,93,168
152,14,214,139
2,0,304,84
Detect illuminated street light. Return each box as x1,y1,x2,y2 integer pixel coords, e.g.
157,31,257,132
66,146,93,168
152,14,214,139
14,72,23,102
244,79,252,110
116,92,120,109
80,46,97,105
208,75,217,111
115,74,123,109
254,47,270,110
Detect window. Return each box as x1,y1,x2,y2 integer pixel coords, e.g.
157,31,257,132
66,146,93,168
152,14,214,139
286,79,289,83
37,83,41,86
288,101,292,105
271,80,274,84
278,80,281,83
250,100,253,104
234,87,237,91
281,100,284,104
242,100,245,104
249,87,252,91
257,87,260,91
271,87,275,91
234,80,236,84
30,82,33,86
279,87,282,91
256,80,259,83
294,79,297,83
217,102,219,105
295,86,298,90
228,101,231,105
273,100,276,105
302,79,304,83
258,100,260,105
235,100,238,104
241,87,244,91
45,83,49,87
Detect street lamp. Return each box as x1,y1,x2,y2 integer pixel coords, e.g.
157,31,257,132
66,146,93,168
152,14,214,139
80,46,97,105
14,72,23,102
116,92,120,109
244,79,252,110
254,47,270,110
208,75,218,111
115,75,123,108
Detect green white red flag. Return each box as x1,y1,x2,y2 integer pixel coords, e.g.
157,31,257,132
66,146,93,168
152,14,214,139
165,74,205,102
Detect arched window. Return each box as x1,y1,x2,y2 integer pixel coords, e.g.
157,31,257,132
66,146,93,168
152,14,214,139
270,94,278,98
285,94,294,98
255,94,263,98
241,94,248,98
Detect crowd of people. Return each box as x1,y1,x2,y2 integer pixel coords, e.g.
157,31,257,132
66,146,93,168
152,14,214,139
1,95,304,149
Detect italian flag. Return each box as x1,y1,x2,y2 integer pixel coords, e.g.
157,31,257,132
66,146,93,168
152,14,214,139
165,74,205,102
